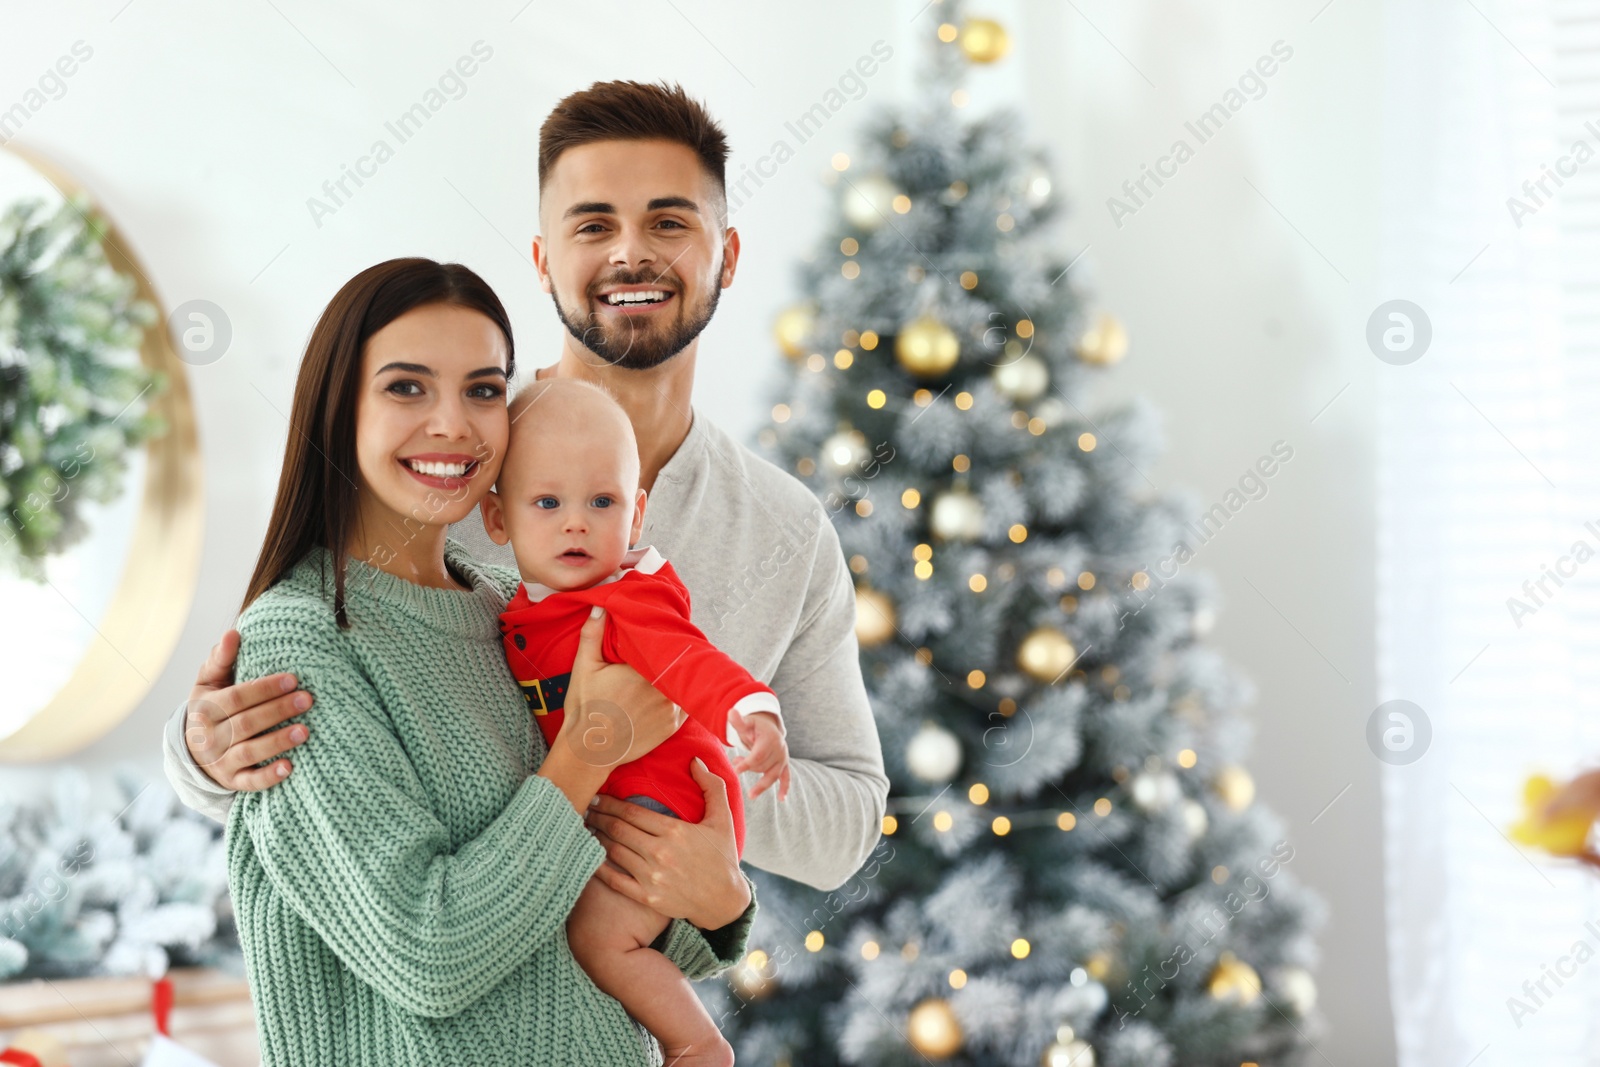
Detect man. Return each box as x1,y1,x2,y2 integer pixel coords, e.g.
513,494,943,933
165,79,889,900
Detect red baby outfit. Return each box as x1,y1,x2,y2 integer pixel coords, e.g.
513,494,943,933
498,545,782,856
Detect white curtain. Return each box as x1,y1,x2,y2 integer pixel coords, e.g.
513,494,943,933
1380,0,1600,1062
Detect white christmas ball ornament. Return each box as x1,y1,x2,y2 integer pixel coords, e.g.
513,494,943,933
1275,966,1318,1015
1131,771,1180,813
1041,1032,1095,1067
1033,397,1068,426
930,489,985,541
907,722,962,783
843,175,901,231
1058,976,1108,1017
993,354,1049,402
1180,799,1209,839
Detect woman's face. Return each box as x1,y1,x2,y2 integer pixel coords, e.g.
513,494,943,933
352,303,509,548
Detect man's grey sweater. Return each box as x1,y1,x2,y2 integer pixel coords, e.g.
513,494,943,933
162,407,889,891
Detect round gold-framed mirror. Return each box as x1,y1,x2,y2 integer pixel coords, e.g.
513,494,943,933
0,144,203,761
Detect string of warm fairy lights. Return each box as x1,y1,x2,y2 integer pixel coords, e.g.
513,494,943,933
744,8,1308,1064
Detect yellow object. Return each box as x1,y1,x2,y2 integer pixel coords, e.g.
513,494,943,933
1207,952,1262,1004
895,316,961,378
1511,774,1596,856
960,18,1011,63
907,997,963,1057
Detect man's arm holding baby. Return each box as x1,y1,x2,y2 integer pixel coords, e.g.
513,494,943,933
735,509,891,892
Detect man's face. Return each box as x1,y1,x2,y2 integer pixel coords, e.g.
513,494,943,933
534,138,738,371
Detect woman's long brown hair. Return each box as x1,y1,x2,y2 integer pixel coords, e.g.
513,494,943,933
241,258,515,628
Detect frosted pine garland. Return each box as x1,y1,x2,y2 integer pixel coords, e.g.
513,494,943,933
0,770,237,980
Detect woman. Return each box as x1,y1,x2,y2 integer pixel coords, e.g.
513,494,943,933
225,257,753,1066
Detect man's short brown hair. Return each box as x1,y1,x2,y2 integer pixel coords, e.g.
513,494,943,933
538,80,730,221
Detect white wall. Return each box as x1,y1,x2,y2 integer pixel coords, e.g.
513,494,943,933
1,1,1391,1062
1018,2,1389,1063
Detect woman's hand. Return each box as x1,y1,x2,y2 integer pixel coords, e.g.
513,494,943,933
541,607,685,811
185,629,311,789
556,607,685,767
585,757,750,930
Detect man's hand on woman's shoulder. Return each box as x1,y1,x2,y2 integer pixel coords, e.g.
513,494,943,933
184,628,311,791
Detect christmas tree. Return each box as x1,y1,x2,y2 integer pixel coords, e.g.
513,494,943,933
708,6,1325,1065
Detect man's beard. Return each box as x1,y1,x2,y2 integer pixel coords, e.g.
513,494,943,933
551,265,722,371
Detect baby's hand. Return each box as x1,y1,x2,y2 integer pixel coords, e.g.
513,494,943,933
728,710,790,801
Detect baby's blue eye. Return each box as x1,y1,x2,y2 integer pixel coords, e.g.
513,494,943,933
593,495,614,508
535,497,558,509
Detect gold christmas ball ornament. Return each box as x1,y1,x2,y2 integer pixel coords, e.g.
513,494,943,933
855,586,897,647
1041,1035,1096,1067
959,17,1012,64
773,304,815,359
843,174,902,231
1214,765,1256,812
929,488,985,541
992,353,1050,402
907,722,963,784
823,429,870,473
1074,314,1129,366
1017,626,1077,683
1207,952,1262,1005
895,316,962,378
907,997,964,1058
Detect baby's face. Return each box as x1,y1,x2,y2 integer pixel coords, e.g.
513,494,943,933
486,404,645,592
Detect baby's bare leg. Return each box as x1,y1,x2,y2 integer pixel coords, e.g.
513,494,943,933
567,875,733,1067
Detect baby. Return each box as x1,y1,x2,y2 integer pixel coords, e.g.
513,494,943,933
481,377,787,1067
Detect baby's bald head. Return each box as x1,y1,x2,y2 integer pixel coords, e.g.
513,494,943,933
501,377,640,496
485,377,646,590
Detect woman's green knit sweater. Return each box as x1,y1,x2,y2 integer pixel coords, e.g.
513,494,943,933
225,541,755,1066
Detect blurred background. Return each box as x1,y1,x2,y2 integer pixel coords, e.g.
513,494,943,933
2,1,1597,1065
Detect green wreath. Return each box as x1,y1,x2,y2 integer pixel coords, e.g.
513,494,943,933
0,194,164,580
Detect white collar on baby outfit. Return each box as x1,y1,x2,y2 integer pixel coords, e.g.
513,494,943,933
520,544,667,603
